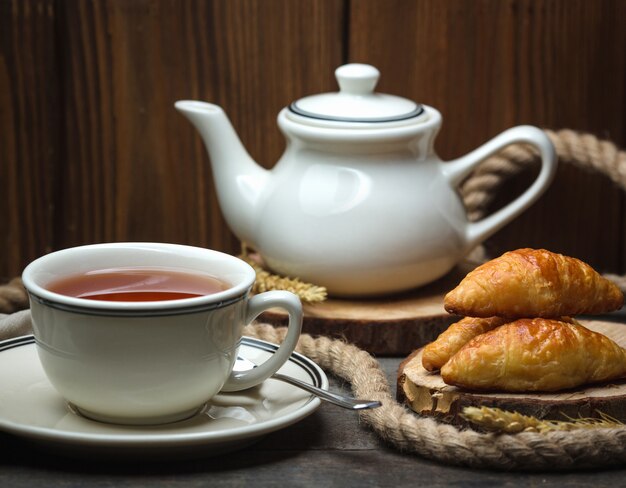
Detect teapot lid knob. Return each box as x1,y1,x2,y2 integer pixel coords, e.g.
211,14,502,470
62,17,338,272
335,64,380,95
288,63,423,124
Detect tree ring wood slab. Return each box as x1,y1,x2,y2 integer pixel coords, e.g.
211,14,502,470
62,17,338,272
259,264,478,356
397,320,626,425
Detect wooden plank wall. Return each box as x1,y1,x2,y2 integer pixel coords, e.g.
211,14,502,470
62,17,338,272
1,0,625,280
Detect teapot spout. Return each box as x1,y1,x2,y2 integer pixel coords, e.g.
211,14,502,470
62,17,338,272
175,101,269,243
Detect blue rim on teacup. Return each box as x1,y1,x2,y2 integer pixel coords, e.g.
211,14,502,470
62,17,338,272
22,242,257,317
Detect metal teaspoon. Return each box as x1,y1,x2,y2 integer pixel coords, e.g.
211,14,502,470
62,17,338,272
233,356,382,410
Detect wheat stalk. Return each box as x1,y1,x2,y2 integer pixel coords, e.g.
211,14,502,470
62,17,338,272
462,406,623,434
239,244,327,303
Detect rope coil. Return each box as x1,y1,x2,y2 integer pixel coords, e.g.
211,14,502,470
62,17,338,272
461,128,626,219
243,321,626,471
0,278,28,314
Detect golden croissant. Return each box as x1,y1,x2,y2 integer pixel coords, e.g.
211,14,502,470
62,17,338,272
441,318,626,392
422,317,508,372
422,315,577,372
444,248,623,318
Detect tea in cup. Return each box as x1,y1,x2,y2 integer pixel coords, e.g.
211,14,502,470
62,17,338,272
21,242,303,425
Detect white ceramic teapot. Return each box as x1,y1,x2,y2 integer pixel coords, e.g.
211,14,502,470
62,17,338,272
175,63,557,296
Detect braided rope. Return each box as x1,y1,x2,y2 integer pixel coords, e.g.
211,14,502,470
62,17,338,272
461,129,626,219
244,321,626,470
0,278,28,314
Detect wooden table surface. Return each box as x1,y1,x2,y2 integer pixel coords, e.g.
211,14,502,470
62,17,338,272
1,333,626,487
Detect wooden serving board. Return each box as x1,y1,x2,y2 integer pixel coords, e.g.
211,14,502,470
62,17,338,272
397,320,626,424
259,264,476,356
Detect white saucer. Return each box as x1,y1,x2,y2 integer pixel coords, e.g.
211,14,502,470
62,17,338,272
0,335,327,459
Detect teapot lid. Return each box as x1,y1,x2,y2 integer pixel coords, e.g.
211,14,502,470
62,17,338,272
288,64,423,123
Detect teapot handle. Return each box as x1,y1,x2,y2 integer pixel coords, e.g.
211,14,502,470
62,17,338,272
441,125,557,251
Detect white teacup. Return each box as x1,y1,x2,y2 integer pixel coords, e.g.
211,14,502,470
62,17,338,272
22,242,302,425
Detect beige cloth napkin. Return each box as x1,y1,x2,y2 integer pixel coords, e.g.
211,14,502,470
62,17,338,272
0,310,33,341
